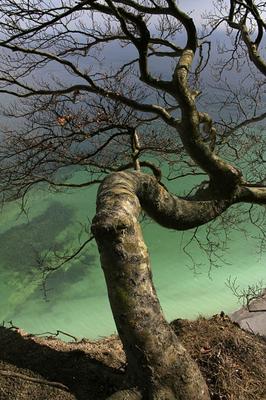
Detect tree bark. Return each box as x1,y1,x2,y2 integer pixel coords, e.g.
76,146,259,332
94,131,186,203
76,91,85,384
92,171,229,399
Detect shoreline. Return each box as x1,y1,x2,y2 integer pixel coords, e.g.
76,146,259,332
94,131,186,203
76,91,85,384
229,289,266,337
0,314,265,400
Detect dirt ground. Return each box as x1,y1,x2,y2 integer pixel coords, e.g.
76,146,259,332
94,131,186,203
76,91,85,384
0,315,265,400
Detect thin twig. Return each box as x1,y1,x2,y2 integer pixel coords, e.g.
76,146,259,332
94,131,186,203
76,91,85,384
0,370,70,392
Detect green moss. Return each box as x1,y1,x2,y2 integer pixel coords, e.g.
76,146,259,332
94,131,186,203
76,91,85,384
115,286,134,309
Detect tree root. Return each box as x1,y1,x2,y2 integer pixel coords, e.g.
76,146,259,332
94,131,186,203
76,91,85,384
0,370,70,392
106,388,142,400
151,386,179,400
106,386,182,400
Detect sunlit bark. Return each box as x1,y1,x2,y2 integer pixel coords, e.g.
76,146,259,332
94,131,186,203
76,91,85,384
92,171,235,399
0,1,265,399
92,171,265,398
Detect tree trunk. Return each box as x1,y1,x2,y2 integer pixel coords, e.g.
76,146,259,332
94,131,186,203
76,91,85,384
92,171,224,400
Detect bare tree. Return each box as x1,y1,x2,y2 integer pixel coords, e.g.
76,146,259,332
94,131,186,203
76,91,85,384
0,1,265,399
226,277,266,312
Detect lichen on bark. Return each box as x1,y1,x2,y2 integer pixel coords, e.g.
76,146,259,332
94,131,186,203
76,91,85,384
92,171,218,399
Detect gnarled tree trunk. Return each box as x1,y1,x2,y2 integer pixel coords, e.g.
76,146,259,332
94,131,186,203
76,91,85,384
92,171,232,400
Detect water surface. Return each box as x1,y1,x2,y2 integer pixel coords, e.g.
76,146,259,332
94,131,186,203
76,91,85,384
0,169,265,339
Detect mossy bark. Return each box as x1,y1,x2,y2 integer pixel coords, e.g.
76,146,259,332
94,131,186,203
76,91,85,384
92,171,229,399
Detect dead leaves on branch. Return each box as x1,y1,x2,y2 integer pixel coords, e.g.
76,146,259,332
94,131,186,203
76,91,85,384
56,115,73,126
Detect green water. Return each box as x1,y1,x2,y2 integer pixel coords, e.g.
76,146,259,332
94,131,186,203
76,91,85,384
0,169,265,339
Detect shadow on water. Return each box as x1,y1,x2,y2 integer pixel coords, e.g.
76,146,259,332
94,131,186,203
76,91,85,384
0,201,74,274
0,201,97,322
31,254,96,303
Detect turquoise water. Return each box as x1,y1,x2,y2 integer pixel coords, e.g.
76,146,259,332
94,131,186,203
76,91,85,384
0,168,265,339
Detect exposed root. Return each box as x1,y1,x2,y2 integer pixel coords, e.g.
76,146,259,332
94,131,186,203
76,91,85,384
106,388,142,400
151,387,177,400
0,370,70,392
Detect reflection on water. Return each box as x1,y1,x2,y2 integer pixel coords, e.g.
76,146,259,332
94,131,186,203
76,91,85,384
0,171,265,339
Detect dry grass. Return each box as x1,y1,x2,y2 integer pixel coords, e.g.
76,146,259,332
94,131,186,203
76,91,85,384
0,315,265,399
171,314,266,400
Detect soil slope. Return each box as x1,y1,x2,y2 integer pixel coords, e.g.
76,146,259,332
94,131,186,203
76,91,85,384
0,315,265,400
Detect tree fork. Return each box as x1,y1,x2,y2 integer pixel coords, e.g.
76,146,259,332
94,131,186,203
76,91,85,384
92,171,212,400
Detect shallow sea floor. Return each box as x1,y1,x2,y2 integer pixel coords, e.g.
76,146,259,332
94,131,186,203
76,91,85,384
0,170,265,339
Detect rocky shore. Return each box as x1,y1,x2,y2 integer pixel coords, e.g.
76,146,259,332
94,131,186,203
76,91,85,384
230,289,266,337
